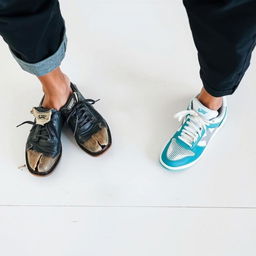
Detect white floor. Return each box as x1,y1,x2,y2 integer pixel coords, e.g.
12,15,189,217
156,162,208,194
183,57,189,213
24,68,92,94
0,0,256,255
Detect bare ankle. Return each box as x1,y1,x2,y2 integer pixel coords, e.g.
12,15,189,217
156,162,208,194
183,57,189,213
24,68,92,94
197,88,223,111
38,67,72,110
42,89,71,110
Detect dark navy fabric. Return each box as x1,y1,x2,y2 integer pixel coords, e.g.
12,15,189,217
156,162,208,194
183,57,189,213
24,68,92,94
184,0,256,96
0,0,255,96
0,0,65,63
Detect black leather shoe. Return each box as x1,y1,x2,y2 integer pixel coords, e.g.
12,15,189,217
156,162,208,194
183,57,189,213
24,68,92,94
18,107,63,176
61,83,112,156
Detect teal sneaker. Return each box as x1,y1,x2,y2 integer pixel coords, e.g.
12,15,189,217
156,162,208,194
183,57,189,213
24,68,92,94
160,96,227,171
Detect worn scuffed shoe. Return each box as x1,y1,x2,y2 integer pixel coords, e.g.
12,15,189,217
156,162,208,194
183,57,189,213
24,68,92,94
61,83,112,156
18,107,63,176
160,96,227,171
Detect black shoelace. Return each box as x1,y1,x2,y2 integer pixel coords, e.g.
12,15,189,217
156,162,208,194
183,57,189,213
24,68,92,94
66,99,100,136
17,120,53,141
17,121,58,155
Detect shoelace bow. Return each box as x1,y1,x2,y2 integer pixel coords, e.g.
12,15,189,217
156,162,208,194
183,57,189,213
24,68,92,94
174,110,210,147
17,120,53,141
17,118,58,155
66,98,100,136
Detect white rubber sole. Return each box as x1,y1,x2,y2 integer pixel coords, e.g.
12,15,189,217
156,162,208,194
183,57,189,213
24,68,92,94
159,111,227,172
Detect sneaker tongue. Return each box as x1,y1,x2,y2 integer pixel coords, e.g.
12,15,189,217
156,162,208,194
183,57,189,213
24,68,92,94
32,107,52,126
192,98,218,120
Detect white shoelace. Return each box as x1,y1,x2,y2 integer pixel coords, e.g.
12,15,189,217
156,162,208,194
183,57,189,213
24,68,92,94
174,110,210,147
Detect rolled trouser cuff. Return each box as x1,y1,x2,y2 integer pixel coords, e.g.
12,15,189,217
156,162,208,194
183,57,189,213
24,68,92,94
203,82,236,97
10,35,67,77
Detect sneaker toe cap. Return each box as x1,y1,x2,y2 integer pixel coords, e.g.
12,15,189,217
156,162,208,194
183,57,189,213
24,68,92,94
160,139,195,170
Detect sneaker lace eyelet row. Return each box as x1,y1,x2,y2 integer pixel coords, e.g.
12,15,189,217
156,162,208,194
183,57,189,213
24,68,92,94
174,110,210,147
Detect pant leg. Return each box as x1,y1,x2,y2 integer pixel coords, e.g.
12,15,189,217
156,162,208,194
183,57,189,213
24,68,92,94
0,0,66,76
183,0,256,97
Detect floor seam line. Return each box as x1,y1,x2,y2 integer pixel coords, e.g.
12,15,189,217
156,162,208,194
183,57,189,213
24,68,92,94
1,205,256,209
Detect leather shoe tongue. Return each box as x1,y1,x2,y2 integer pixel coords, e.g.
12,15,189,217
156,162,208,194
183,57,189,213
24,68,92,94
31,107,52,126
62,92,79,111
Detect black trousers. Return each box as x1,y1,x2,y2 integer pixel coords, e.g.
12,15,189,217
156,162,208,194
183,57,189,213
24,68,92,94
183,0,256,96
0,0,65,63
0,0,255,97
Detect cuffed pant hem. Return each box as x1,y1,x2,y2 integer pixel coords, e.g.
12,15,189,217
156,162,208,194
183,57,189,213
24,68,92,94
203,83,236,97
10,35,67,77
